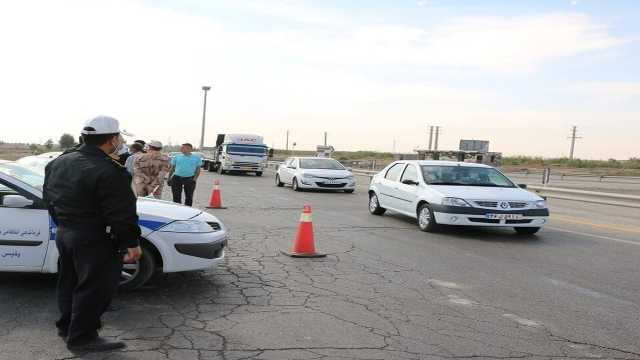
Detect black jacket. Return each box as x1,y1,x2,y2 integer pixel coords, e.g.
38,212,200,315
43,144,140,249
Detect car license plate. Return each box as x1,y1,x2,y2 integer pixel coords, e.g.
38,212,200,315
485,214,523,220
324,180,339,184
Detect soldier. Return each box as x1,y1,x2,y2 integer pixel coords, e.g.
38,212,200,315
43,115,142,352
132,140,170,198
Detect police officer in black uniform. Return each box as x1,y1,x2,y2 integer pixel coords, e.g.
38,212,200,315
43,116,142,352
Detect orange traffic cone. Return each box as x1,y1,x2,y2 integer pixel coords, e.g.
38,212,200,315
206,179,227,209
281,205,326,258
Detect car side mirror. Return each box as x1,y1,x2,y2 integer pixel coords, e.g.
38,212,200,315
402,179,419,186
518,184,528,189
2,195,34,208
288,165,297,169
347,167,353,172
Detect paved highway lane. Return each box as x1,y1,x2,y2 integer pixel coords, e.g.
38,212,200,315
1,170,639,359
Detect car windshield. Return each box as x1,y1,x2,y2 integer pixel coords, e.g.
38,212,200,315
226,145,267,155
299,159,345,170
0,163,45,190
421,165,515,188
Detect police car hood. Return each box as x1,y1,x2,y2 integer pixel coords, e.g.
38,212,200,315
136,197,201,224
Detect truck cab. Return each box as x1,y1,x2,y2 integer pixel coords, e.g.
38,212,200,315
203,134,268,176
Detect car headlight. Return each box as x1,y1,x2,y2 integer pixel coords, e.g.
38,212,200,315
302,173,316,179
159,220,214,233
533,200,548,209
441,197,472,207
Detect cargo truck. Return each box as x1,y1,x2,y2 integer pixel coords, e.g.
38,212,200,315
202,134,268,176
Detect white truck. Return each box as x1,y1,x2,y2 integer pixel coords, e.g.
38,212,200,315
202,134,268,176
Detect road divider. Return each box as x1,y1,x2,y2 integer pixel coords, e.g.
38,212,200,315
528,186,640,209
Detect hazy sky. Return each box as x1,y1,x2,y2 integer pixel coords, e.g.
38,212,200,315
1,0,638,159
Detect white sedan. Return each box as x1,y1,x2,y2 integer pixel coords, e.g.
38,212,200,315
275,157,356,193
368,160,549,234
0,160,227,290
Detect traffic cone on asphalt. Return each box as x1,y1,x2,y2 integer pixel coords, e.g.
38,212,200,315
281,205,326,258
206,179,227,209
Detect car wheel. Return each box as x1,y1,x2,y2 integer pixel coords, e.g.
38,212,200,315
417,203,438,232
514,227,541,235
368,192,386,215
292,177,301,191
344,189,354,194
256,171,263,177
119,244,155,291
276,174,284,187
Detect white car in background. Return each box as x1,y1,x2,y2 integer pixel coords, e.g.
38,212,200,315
368,161,549,235
276,157,356,193
0,160,228,290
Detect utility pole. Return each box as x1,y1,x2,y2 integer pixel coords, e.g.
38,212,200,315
199,85,211,149
324,132,327,146
434,126,441,151
428,126,434,150
568,125,581,160
286,130,289,151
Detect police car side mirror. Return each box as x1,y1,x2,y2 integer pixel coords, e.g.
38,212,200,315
2,195,34,208
518,184,528,189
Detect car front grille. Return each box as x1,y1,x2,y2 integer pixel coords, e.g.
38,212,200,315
468,218,500,224
473,201,529,209
505,219,533,224
474,201,498,208
315,182,347,188
508,202,528,208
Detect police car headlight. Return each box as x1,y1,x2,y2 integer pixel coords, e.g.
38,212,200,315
159,220,213,233
441,197,471,207
533,200,548,209
302,173,315,179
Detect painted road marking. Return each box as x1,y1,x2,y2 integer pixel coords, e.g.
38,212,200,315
545,226,640,246
447,295,476,306
503,314,541,327
429,279,461,289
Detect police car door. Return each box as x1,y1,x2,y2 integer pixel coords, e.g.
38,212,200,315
0,177,49,271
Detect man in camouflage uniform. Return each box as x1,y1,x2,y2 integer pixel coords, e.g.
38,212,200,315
132,140,170,198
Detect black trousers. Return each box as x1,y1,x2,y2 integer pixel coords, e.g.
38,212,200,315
55,225,122,345
171,176,196,206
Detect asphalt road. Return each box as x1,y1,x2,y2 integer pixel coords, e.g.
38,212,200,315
1,170,640,360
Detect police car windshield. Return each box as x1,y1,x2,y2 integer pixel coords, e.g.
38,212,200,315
299,159,345,170
0,163,45,190
421,165,515,188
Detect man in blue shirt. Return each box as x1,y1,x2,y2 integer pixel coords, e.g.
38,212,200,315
168,143,202,206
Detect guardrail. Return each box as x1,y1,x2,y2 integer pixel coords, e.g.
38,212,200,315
526,186,640,208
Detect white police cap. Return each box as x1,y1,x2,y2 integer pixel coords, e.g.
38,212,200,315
81,115,121,135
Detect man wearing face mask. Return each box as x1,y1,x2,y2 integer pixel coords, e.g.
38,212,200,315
43,115,142,352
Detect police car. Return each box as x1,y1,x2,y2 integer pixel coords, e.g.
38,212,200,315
0,160,227,290
368,161,549,234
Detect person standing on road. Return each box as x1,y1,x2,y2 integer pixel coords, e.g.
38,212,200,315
125,141,145,176
168,143,202,206
43,115,142,352
133,140,170,198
